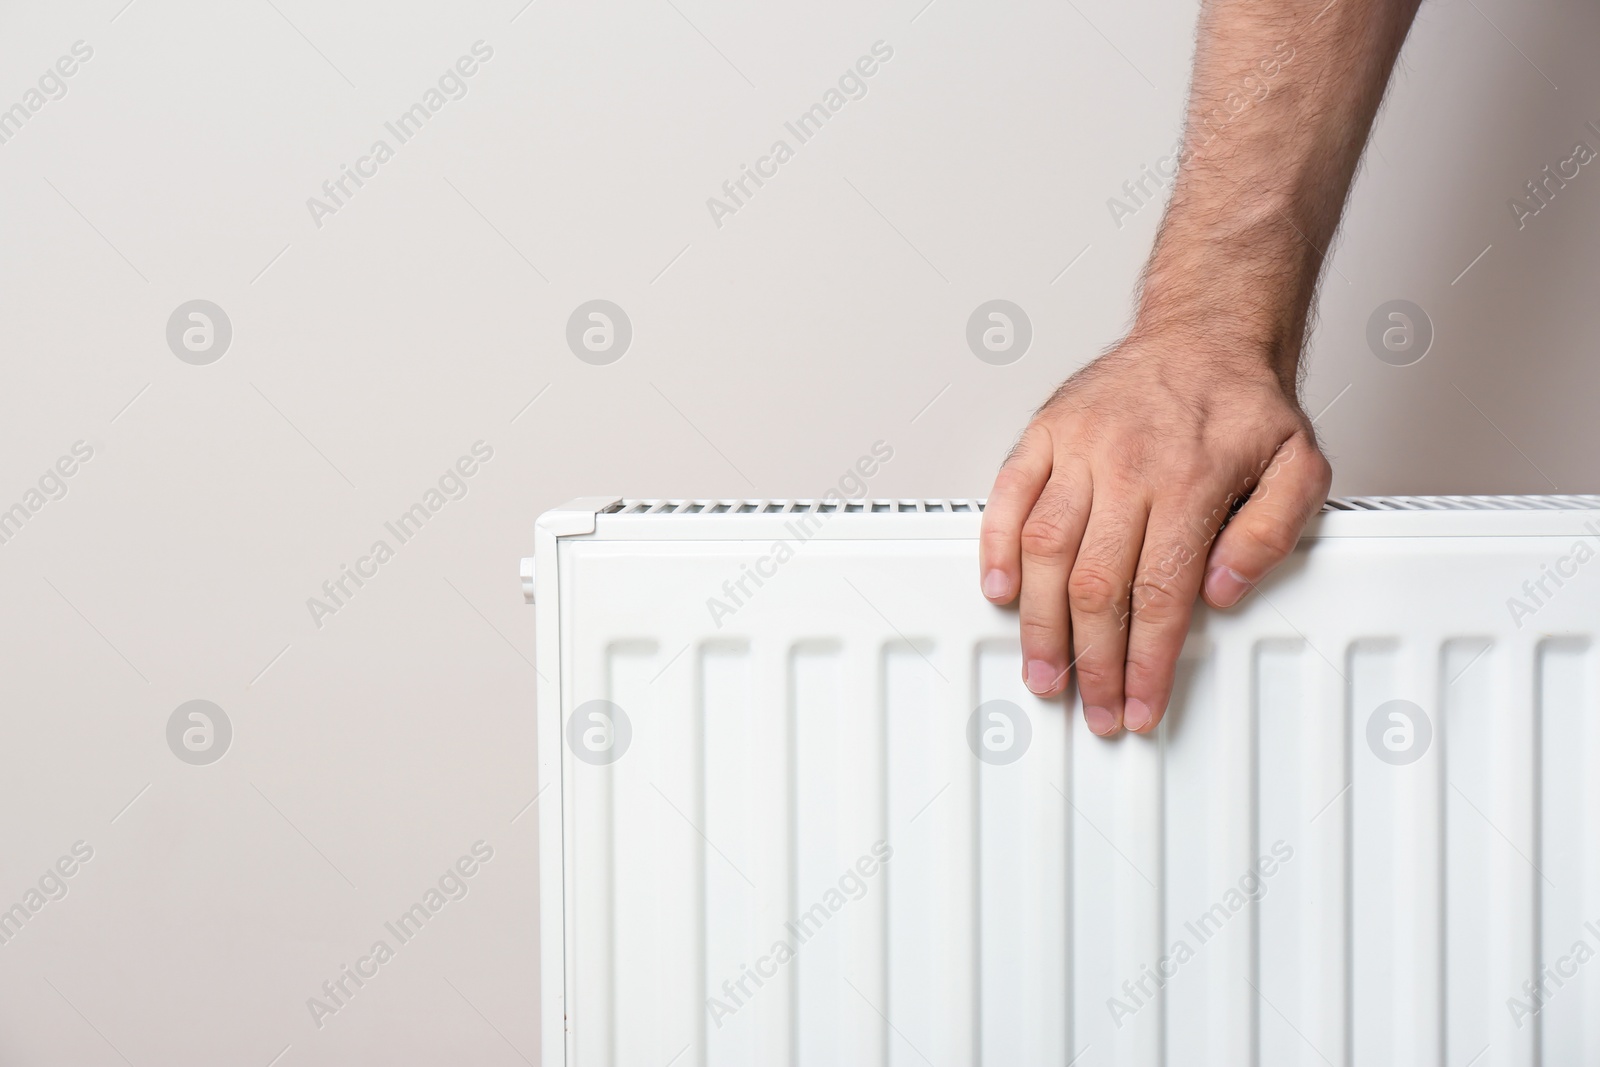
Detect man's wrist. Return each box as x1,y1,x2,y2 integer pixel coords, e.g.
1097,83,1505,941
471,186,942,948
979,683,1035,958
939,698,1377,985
1130,209,1321,385
1121,313,1302,393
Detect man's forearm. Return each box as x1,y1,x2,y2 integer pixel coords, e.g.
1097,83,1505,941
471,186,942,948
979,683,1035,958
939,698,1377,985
1135,0,1423,384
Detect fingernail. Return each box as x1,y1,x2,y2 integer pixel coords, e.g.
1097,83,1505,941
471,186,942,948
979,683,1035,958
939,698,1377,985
1124,698,1153,732
1205,565,1249,608
982,569,1010,599
1084,705,1117,735
1024,660,1059,694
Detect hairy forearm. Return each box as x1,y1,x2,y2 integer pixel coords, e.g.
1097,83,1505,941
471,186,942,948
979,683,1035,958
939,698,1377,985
1134,0,1422,382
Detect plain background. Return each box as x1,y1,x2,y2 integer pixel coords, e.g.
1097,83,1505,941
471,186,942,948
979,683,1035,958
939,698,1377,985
0,0,1596,1062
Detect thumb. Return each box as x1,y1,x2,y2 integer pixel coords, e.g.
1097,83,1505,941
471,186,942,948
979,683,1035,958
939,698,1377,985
1202,432,1331,609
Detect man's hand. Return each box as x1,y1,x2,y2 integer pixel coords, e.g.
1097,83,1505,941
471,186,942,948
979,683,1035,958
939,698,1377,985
981,0,1420,736
980,335,1330,735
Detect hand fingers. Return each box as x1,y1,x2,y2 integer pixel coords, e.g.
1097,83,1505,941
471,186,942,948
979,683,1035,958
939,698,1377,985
1066,489,1149,736
1203,432,1332,608
980,424,1053,604
1016,466,1091,699
1121,497,1220,733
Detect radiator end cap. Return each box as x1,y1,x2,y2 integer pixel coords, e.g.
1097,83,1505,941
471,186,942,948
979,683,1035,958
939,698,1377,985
537,496,624,538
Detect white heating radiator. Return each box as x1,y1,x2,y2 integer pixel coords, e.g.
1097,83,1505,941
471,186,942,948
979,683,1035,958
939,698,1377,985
529,495,1600,1067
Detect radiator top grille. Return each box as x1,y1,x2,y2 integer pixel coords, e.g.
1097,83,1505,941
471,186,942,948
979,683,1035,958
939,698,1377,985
602,499,986,515
598,495,1600,516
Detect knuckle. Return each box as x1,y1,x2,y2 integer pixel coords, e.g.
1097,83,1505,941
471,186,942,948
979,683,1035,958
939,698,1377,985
1123,650,1173,698
1018,616,1065,651
1072,653,1122,693
1019,524,1066,559
1143,537,1200,584
1130,574,1187,623
979,525,1019,554
1020,508,1077,558
1166,466,1205,495
1068,564,1126,617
